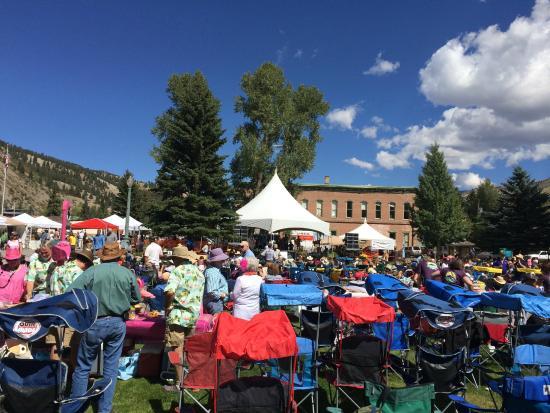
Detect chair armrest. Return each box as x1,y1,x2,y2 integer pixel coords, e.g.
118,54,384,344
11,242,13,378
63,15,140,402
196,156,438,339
448,394,498,412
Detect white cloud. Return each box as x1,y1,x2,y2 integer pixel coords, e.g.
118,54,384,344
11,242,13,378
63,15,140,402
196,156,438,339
360,126,377,139
376,0,550,170
294,49,303,58
326,105,359,130
344,157,375,170
452,172,484,190
276,46,287,64
371,116,384,125
363,53,400,76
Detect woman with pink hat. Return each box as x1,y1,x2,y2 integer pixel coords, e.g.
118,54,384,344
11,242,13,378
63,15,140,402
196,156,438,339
0,248,27,306
203,248,229,315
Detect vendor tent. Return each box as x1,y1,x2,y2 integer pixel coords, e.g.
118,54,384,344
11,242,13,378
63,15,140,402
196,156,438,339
71,218,118,230
13,213,35,226
236,171,330,235
345,219,396,250
0,217,24,226
103,214,148,231
31,216,61,229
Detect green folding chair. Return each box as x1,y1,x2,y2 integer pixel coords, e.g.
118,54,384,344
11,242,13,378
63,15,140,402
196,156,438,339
363,381,435,413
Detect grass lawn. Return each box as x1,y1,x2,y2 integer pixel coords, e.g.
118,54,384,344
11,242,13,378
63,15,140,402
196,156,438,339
107,368,501,412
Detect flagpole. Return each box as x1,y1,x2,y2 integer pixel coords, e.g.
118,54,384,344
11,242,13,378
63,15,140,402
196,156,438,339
1,145,8,216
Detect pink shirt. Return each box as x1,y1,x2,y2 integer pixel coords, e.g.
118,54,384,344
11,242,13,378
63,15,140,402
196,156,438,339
0,264,27,304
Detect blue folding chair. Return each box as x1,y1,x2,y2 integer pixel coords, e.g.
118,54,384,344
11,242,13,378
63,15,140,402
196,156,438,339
268,337,319,412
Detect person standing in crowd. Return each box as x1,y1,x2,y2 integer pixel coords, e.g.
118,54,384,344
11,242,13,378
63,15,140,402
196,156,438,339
0,248,27,305
74,249,94,271
240,240,255,258
144,236,163,270
203,248,229,315
6,232,22,255
93,230,106,252
261,242,275,262
413,253,440,285
440,259,474,289
25,246,53,300
232,257,263,320
105,229,118,244
40,229,51,246
46,242,83,360
68,242,141,413
68,231,77,252
163,246,204,392
201,240,212,255
77,230,85,249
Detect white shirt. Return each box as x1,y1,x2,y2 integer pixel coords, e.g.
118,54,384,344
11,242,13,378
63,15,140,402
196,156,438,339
231,274,263,320
144,242,163,267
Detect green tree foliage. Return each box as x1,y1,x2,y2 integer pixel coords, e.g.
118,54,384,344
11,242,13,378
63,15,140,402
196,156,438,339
81,196,91,219
464,179,501,250
151,72,237,239
413,144,470,253
230,62,329,202
44,185,61,216
490,166,550,252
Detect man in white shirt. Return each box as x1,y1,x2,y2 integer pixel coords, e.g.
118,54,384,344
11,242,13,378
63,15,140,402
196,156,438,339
144,236,163,269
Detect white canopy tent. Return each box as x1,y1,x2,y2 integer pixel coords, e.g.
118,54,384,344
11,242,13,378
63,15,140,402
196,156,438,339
103,214,150,232
345,219,396,250
236,172,330,235
32,216,61,229
13,213,35,226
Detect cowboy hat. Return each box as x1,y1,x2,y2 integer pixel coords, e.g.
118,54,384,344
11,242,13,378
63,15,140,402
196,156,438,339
4,248,21,261
515,254,524,260
208,248,229,262
172,245,198,262
493,275,506,285
75,249,94,265
98,242,124,261
52,241,71,262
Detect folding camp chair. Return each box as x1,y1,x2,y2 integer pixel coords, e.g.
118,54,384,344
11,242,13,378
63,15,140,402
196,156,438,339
211,311,298,413
373,313,411,380
512,344,550,376
0,290,111,413
364,380,435,413
416,346,466,413
268,337,318,412
300,309,335,349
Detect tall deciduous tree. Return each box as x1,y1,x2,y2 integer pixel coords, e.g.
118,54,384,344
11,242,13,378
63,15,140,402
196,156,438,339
464,179,501,250
413,145,470,253
230,62,329,202
491,166,550,252
151,72,237,239
44,185,61,216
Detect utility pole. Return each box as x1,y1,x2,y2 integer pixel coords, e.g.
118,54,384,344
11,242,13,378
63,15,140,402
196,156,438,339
1,144,9,216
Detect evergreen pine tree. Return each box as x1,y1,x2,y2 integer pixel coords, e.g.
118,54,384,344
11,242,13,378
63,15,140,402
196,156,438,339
413,144,470,254
44,185,61,216
81,196,91,219
112,170,139,218
464,179,501,250
152,72,237,239
491,166,550,252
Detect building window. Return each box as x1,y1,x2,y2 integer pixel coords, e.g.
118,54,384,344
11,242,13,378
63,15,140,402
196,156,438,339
301,199,309,210
388,231,396,240
389,202,396,220
403,233,410,247
361,202,367,218
331,230,337,236
404,202,411,220
316,200,323,217
375,201,381,219
346,201,353,218
331,200,338,218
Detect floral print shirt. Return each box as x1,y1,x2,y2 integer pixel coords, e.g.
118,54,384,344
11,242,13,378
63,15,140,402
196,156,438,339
26,259,53,293
165,264,205,328
50,260,83,296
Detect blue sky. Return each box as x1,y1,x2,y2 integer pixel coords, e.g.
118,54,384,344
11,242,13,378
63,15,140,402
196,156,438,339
1,0,549,189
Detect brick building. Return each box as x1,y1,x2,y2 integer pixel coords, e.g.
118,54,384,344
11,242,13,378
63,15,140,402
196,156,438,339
295,177,419,252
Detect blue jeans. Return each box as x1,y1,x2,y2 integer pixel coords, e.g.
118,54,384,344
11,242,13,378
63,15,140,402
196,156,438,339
70,316,126,413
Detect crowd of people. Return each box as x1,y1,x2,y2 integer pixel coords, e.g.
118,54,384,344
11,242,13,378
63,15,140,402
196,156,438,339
0,228,549,411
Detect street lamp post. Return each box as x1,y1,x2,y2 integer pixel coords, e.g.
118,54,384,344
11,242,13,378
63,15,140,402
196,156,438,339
122,174,134,250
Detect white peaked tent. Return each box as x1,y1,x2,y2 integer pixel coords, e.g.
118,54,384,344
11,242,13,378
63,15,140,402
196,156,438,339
14,213,35,226
237,172,330,235
346,219,396,250
103,214,149,231
32,216,61,229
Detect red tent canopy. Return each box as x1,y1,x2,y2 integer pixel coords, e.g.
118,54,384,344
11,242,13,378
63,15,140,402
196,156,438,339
212,310,298,361
71,218,118,230
327,296,395,324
